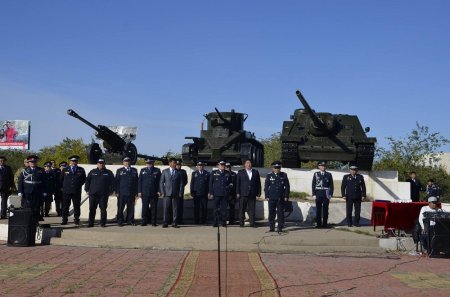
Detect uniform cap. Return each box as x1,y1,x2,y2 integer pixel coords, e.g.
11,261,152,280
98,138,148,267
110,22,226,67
27,155,39,162
176,159,182,165
225,162,231,167
97,158,105,164
218,160,226,165
197,161,205,166
349,165,358,170
59,161,68,167
145,158,155,163
271,161,282,168
317,161,327,166
122,156,131,162
428,196,438,203
44,162,51,167
69,155,80,161
0,156,6,161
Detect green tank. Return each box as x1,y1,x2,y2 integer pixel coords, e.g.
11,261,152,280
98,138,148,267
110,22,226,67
182,108,264,167
281,90,377,170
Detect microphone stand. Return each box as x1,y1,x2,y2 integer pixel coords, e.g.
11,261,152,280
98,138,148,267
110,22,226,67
216,207,221,297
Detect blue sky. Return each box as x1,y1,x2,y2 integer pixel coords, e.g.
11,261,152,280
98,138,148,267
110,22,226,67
1,0,450,156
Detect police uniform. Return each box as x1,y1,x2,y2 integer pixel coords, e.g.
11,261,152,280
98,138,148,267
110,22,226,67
225,164,237,224
115,162,138,225
61,156,86,225
52,162,66,216
18,155,48,220
426,183,441,201
264,162,290,232
85,160,114,227
341,166,366,227
138,160,161,226
312,162,334,228
406,177,422,202
42,162,57,217
176,160,188,225
209,161,232,227
0,156,15,219
190,163,210,224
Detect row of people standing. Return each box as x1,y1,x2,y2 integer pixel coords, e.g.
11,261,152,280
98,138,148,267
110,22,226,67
407,171,442,202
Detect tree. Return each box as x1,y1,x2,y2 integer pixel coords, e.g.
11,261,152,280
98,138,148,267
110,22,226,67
374,123,450,202
39,138,89,164
259,132,281,168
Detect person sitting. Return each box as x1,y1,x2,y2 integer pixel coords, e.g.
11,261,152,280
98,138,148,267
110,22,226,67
418,196,443,252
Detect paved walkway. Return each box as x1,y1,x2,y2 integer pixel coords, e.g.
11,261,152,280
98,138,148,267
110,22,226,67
1,243,450,296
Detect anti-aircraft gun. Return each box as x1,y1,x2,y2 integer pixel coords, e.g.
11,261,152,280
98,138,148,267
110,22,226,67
280,90,376,170
182,108,264,167
67,109,168,165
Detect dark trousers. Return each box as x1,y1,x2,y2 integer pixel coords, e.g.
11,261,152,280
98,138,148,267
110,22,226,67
62,192,81,223
193,195,208,224
239,195,256,226
176,197,184,224
142,195,158,225
213,196,228,225
346,199,361,226
54,190,63,216
268,199,285,231
89,194,108,225
0,190,10,218
228,196,236,224
21,194,41,220
163,196,178,225
315,196,329,227
117,194,135,224
40,201,52,217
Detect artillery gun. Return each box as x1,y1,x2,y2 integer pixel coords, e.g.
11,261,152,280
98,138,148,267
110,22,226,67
280,90,376,170
67,109,167,165
182,108,264,167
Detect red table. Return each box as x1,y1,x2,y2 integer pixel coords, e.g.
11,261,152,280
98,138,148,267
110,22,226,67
371,201,433,232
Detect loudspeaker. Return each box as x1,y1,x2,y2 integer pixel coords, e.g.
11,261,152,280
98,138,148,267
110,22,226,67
427,217,450,258
7,208,37,247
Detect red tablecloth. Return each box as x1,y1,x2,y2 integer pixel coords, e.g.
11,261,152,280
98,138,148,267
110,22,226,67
371,201,432,231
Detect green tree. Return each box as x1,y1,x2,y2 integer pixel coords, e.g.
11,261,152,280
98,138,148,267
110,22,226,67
259,132,281,168
374,123,450,202
38,137,89,164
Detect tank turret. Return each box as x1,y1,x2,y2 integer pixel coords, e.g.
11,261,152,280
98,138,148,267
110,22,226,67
182,108,264,167
280,90,376,170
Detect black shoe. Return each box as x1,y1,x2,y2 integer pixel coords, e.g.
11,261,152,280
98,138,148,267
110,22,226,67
213,224,218,227
152,223,157,227
101,224,106,228
250,225,257,228
118,222,123,227
162,224,168,228
316,225,322,228
240,224,244,228
323,224,328,228
141,223,147,226
269,228,275,232
277,229,282,233
61,221,68,225
172,224,179,228
355,224,361,227
221,223,227,227
87,224,94,228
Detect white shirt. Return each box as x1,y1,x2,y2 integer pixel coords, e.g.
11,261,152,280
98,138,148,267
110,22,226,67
246,169,252,180
419,205,443,230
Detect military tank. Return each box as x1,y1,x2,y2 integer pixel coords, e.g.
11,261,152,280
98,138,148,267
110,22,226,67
67,109,168,165
182,108,264,167
280,90,376,170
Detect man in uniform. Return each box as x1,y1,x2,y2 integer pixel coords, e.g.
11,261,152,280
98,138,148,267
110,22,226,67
85,158,114,227
18,155,47,220
406,171,422,202
61,155,86,225
264,161,290,232
225,163,237,225
236,159,261,228
426,179,441,201
115,156,139,226
0,156,14,219
312,161,334,228
52,161,66,216
138,158,161,226
209,160,232,227
190,161,210,224
341,164,366,227
159,158,184,228
42,161,57,217
175,159,188,225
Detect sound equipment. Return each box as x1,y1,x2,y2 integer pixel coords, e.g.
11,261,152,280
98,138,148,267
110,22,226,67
424,215,450,258
7,208,37,247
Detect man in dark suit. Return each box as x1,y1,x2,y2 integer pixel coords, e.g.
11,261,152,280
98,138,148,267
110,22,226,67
159,158,184,228
341,164,366,227
225,163,237,225
138,158,161,226
61,155,86,225
0,156,14,219
175,159,188,225
115,156,139,226
406,171,422,202
312,161,334,228
209,160,232,227
190,161,210,224
236,159,261,228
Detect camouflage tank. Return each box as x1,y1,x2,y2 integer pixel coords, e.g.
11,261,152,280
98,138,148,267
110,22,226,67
182,108,264,167
281,90,376,170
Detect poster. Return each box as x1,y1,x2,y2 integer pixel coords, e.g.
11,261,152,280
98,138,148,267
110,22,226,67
0,120,30,150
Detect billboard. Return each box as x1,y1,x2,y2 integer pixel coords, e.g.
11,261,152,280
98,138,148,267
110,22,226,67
0,120,30,150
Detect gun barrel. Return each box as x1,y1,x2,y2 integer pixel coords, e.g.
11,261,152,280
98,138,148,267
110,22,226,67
214,107,230,125
67,109,100,132
295,90,325,128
